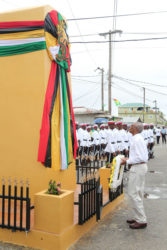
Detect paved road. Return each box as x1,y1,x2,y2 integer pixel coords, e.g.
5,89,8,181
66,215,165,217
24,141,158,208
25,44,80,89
69,143,167,250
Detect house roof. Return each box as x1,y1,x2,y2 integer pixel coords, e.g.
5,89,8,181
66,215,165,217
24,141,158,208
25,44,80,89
119,103,150,108
73,106,104,115
121,116,142,124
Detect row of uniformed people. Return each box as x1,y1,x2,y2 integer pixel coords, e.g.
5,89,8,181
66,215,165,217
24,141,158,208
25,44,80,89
141,124,155,159
75,122,155,163
75,122,132,163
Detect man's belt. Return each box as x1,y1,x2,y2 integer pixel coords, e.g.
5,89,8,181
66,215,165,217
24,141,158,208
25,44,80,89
151,136,153,138
111,142,115,144
129,162,146,169
144,138,147,140
102,137,105,139
83,139,87,141
117,141,121,143
124,141,128,143
132,162,146,166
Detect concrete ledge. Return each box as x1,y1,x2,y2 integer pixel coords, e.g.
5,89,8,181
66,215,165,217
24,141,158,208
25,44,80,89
100,166,111,190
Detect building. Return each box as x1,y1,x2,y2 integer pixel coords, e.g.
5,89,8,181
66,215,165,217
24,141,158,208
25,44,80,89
74,106,122,124
121,116,142,125
74,107,108,123
118,103,166,125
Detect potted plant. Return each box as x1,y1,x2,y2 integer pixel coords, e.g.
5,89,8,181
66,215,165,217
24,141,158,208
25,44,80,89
34,180,74,234
46,180,61,195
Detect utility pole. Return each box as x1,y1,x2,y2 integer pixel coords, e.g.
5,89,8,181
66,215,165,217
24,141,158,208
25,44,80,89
96,67,104,111
143,87,145,122
99,30,122,114
153,100,157,126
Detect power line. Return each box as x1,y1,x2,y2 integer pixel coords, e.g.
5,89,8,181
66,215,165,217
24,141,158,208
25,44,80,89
70,31,167,38
113,82,153,103
114,75,167,88
71,77,101,84
70,36,167,44
67,10,167,21
72,74,101,78
114,76,167,96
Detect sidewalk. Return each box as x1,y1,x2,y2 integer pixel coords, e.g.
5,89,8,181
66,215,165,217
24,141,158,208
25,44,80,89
69,143,167,250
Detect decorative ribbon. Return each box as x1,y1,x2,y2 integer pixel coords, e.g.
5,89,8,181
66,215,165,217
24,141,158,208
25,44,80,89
38,10,77,170
109,155,124,191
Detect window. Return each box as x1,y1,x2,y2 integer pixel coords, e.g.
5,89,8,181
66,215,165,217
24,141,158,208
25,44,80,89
137,107,143,111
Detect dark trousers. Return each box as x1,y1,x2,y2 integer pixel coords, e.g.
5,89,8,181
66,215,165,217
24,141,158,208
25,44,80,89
162,134,166,144
156,136,160,144
106,153,113,163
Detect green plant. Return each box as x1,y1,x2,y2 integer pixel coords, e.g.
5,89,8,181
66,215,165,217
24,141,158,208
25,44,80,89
46,180,61,195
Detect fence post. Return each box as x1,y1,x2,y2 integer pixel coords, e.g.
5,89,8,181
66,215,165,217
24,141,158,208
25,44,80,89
2,177,5,228
26,179,30,231
8,178,11,228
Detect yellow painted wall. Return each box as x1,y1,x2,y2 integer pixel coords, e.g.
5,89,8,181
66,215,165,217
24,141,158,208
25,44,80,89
0,6,76,202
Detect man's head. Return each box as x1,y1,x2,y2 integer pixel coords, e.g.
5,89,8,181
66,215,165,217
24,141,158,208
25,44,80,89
162,126,165,129
116,122,122,130
108,121,115,130
94,125,98,131
87,126,91,132
129,122,144,135
150,124,154,129
100,124,104,130
123,124,127,130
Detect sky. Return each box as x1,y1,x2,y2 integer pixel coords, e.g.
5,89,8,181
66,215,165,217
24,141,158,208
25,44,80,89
1,0,167,117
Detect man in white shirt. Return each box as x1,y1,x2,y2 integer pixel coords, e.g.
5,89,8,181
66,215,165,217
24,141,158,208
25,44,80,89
121,122,148,229
148,124,155,159
104,122,116,163
156,127,161,144
99,124,107,158
115,122,125,154
161,126,166,144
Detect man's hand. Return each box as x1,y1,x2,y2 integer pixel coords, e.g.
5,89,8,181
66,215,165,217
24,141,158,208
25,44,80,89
121,157,128,165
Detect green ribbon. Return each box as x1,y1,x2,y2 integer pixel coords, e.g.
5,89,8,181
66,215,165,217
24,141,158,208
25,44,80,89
0,41,46,56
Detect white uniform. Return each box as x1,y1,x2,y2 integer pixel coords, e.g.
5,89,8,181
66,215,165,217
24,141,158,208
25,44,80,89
104,129,115,153
80,129,88,147
148,129,154,143
86,131,92,147
92,130,100,145
141,130,148,146
115,129,125,151
127,133,148,224
156,128,161,136
122,129,129,150
99,129,107,144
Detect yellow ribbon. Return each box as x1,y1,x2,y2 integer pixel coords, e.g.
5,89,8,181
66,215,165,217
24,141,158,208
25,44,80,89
109,157,116,188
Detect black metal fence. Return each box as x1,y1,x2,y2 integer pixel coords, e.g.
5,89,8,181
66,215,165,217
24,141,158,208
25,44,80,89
0,177,31,232
74,174,100,225
76,165,100,184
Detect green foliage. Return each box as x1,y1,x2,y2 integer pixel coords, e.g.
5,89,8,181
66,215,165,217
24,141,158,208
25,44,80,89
46,180,61,195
